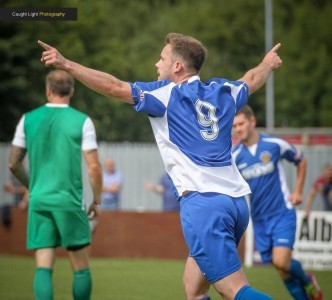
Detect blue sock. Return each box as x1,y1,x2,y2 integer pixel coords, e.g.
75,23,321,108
199,298,211,300
234,286,273,300
288,259,310,286
283,278,309,300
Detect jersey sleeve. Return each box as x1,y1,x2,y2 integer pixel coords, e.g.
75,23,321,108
82,117,98,151
130,81,175,117
224,80,249,112
12,115,26,148
279,139,303,165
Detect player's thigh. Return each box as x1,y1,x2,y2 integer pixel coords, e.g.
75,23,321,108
272,209,297,249
180,192,248,283
53,210,91,248
27,210,60,249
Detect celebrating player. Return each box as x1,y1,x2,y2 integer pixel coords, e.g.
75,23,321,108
232,105,323,300
38,33,282,299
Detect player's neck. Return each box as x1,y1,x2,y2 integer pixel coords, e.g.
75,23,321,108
243,130,259,147
175,72,197,85
48,96,70,105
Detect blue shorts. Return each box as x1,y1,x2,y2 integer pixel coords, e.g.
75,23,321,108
253,209,296,263
180,192,249,283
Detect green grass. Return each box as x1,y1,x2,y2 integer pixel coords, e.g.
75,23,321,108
0,255,331,299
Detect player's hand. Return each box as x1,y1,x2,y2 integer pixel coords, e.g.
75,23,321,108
263,43,283,70
38,40,67,69
87,202,101,220
289,192,302,206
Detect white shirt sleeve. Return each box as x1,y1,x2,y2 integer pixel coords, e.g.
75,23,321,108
82,117,98,151
12,115,26,148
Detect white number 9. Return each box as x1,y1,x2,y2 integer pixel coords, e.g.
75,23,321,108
195,99,219,141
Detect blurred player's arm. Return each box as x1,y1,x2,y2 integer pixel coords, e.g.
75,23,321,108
304,186,318,215
84,149,102,219
239,43,282,95
145,181,164,195
8,145,29,189
38,41,134,105
290,157,307,206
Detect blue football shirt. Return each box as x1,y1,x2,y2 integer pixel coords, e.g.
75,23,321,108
232,134,303,220
130,75,251,199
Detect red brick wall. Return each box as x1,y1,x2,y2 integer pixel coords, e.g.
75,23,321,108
0,208,244,261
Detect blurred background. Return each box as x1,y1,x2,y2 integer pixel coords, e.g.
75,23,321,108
1,0,331,211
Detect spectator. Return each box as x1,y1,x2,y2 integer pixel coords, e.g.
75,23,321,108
101,157,124,210
145,172,180,212
305,164,332,215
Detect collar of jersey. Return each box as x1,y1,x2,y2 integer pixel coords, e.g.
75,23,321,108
187,75,200,83
46,103,69,108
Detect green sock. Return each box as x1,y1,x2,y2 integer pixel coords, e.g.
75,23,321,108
34,267,53,300
73,268,92,300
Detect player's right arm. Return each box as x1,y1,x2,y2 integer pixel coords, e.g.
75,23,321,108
8,145,29,189
38,40,134,105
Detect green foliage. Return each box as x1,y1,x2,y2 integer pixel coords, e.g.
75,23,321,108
1,0,331,142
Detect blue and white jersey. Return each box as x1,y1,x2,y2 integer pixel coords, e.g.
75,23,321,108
232,134,303,220
130,75,251,199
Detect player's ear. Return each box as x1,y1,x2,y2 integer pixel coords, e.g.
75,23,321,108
250,115,257,127
46,86,52,101
174,60,183,72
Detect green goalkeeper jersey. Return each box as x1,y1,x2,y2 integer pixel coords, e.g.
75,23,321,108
24,105,88,211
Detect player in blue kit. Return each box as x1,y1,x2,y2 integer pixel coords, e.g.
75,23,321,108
38,33,282,300
232,105,323,300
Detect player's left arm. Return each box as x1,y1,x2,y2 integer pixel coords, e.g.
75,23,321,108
84,149,103,219
290,157,307,205
8,145,29,188
238,43,282,95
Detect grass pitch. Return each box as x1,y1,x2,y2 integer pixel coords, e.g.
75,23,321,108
0,255,330,299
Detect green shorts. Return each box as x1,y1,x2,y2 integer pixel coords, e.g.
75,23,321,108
27,210,91,250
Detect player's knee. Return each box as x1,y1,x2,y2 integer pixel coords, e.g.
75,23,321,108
272,256,289,271
182,280,209,300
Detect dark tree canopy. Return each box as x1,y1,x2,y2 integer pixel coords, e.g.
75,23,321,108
1,0,331,142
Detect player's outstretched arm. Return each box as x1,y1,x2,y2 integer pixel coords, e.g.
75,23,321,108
239,43,283,95
38,40,134,104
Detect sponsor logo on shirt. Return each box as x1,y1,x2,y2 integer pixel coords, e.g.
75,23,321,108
241,161,274,180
